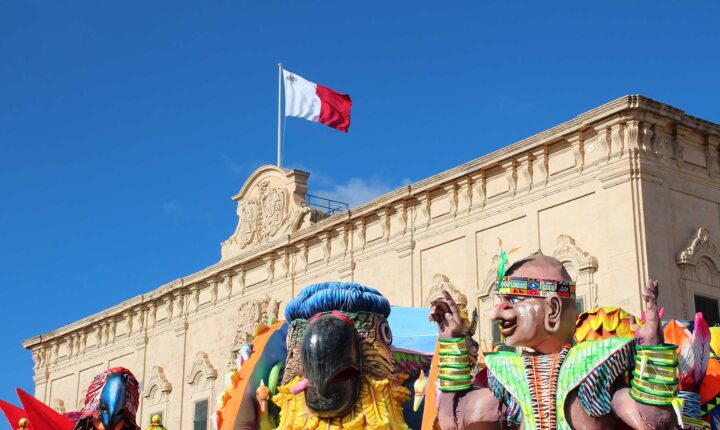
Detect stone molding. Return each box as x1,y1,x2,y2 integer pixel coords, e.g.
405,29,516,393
552,235,599,307
143,366,172,402
423,273,468,308
553,234,598,272
24,96,720,381
186,352,217,386
677,227,720,269
676,228,720,316
479,255,500,299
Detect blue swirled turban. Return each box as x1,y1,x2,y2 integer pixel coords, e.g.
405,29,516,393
284,282,391,322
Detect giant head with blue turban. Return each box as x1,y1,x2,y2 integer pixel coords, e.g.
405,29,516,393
272,282,411,430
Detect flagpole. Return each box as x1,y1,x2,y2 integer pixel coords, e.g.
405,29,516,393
277,63,283,167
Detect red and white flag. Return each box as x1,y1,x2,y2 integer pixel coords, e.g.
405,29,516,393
283,69,352,133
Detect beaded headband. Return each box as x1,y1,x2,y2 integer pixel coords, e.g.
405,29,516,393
496,276,576,299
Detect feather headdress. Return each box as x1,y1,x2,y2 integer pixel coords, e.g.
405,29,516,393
663,313,711,391
496,238,519,280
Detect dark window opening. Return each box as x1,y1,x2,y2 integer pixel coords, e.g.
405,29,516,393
695,295,720,327
193,399,208,430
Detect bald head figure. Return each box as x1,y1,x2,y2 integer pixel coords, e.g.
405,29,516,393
490,252,578,353
505,252,573,281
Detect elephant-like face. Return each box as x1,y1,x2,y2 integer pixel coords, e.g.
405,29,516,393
301,312,362,417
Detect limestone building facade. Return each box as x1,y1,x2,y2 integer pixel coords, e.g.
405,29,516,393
23,95,720,429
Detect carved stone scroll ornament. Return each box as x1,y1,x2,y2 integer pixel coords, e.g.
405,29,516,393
479,255,501,298
676,228,720,316
552,234,598,308
237,181,288,247
424,273,468,309
677,227,720,269
186,352,217,388
221,166,315,260
142,366,172,403
425,274,475,337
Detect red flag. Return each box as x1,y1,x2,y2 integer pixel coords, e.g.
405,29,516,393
283,69,352,133
0,399,31,429
16,389,74,430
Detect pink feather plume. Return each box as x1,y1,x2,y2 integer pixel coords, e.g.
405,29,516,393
663,314,712,391
692,312,711,388
664,319,695,390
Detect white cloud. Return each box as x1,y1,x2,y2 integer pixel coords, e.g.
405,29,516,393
314,177,410,209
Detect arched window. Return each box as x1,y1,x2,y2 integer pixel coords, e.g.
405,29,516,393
677,228,720,325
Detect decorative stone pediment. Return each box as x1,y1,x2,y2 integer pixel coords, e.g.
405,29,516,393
479,255,500,298
677,228,720,270
227,297,280,370
221,166,314,260
552,235,598,308
553,234,598,276
423,273,468,308
143,366,172,403
186,352,217,386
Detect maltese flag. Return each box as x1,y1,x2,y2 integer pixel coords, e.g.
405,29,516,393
283,69,352,133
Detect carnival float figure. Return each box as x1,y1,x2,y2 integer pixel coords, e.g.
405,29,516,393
215,282,433,430
0,367,140,430
430,251,677,430
72,367,141,430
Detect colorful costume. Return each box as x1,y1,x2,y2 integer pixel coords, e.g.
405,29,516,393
435,247,682,430
481,277,638,429
215,282,433,430
485,338,635,429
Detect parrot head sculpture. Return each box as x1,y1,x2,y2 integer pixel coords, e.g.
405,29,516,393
74,367,139,430
273,282,411,430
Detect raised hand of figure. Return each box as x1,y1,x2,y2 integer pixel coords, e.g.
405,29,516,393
630,279,664,346
429,290,465,339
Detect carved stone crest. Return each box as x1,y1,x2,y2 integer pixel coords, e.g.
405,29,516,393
222,166,314,260
239,180,288,247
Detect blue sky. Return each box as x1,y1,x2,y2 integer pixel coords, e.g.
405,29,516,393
1,0,719,409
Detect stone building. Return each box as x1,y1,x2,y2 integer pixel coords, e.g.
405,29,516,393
23,95,720,429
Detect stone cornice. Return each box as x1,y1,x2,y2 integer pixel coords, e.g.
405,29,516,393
24,95,720,351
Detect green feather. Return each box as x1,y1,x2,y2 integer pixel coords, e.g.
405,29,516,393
497,249,509,280
268,361,284,396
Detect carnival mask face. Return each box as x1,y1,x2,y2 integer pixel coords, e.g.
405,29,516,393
490,295,552,348
98,373,129,430
301,312,362,417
